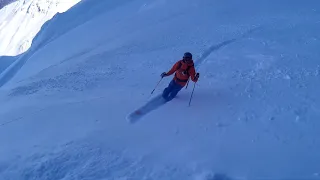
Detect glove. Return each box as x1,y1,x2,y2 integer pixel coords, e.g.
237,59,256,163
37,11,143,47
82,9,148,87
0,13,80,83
161,72,167,78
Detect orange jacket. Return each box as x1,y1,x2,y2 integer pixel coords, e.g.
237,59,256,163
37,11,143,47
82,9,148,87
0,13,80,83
166,60,197,87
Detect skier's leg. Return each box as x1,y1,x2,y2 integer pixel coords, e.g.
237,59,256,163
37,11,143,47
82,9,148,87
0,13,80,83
166,88,182,101
166,82,183,101
162,80,175,99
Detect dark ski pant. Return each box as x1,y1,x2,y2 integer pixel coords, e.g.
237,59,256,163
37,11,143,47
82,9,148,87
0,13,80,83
162,79,183,101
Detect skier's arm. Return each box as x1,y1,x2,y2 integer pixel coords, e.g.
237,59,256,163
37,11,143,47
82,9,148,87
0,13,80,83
189,67,198,82
166,61,180,76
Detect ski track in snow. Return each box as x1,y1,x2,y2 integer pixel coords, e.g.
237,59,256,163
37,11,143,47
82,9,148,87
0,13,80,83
194,26,263,69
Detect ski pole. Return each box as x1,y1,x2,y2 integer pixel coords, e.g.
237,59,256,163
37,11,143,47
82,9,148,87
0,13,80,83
188,82,197,107
185,78,190,89
151,77,163,94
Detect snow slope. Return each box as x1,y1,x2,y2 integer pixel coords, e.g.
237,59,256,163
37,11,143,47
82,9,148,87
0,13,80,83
0,0,81,56
1,0,320,179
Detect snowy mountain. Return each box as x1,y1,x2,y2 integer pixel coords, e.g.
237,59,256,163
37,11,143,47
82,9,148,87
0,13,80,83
0,0,81,56
0,0,320,180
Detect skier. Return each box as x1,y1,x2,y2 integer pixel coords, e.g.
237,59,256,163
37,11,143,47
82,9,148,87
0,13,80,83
160,52,199,101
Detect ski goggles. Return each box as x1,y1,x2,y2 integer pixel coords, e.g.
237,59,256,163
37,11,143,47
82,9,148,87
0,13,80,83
183,56,192,60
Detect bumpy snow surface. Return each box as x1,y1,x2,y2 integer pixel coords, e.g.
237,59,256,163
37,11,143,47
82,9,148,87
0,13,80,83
0,0,320,179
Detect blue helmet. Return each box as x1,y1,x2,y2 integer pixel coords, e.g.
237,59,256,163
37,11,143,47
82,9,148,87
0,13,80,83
183,52,192,59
